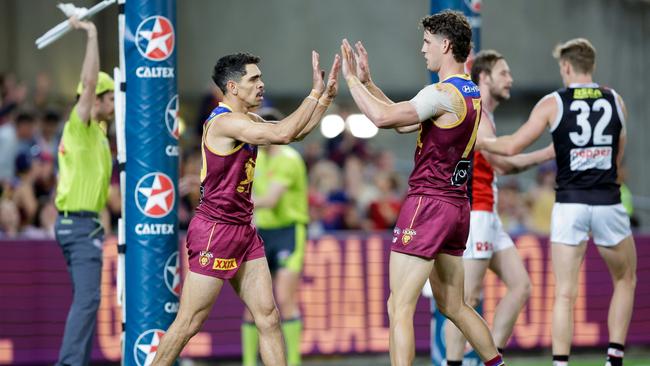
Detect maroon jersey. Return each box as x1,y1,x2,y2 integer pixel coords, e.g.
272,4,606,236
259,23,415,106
407,74,481,201
195,103,258,224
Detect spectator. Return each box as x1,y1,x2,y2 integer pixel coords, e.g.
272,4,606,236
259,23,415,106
0,73,27,122
13,152,39,229
21,199,57,240
0,117,18,181
0,199,20,239
366,172,402,230
38,110,63,161
308,159,348,232
15,112,39,157
498,178,529,236
527,161,556,235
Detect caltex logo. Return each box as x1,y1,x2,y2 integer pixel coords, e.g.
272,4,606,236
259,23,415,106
165,251,181,296
135,15,175,61
135,172,175,218
464,0,482,13
165,94,179,139
134,329,165,366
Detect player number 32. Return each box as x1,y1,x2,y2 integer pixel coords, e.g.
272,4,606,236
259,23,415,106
569,99,613,147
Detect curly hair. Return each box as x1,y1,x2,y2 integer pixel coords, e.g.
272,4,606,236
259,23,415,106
470,49,504,84
421,10,472,63
553,38,596,74
211,52,261,94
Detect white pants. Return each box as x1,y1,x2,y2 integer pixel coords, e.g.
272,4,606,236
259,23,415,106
550,203,632,246
463,210,515,259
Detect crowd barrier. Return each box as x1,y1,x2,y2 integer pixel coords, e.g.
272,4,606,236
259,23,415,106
1,233,649,364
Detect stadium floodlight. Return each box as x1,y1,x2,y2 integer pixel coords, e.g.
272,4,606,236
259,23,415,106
320,114,345,139
346,113,378,139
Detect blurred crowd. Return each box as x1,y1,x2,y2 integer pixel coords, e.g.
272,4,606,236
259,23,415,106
2,72,636,241
0,73,65,239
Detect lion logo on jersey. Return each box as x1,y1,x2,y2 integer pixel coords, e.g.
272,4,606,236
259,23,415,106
402,228,417,245
199,250,213,267
237,158,256,193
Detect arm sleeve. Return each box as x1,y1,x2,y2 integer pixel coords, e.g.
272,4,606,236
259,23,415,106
408,84,456,122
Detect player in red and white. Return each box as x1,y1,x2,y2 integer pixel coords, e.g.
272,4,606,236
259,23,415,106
444,50,554,365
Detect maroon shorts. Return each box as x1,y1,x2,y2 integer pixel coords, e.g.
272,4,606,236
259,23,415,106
391,195,469,259
186,216,265,279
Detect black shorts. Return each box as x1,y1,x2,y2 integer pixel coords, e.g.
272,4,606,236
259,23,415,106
258,224,306,274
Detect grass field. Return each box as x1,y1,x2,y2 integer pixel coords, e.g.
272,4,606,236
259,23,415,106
209,352,650,366
508,355,650,366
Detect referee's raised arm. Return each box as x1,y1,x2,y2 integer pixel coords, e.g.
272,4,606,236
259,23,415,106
69,16,99,124
52,16,115,366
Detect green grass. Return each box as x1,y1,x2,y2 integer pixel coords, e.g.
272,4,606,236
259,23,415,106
508,356,650,366
203,353,650,366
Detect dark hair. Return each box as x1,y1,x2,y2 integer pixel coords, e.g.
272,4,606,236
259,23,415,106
43,110,61,124
421,10,472,63
470,49,504,84
211,53,261,94
553,38,596,74
15,112,35,125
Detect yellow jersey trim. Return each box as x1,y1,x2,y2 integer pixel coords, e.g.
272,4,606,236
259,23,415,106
203,108,245,157
434,83,467,129
462,98,482,159
441,73,471,82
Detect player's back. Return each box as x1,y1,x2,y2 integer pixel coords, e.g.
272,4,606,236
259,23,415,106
408,74,481,202
196,103,258,224
254,145,309,228
550,84,624,205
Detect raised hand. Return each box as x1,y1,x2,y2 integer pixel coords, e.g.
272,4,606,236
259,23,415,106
311,50,326,95
355,41,371,84
323,54,341,101
340,39,358,81
69,16,96,34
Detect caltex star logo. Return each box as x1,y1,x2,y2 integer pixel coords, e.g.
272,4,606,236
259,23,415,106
134,329,165,366
164,251,181,296
135,15,175,61
135,172,175,218
165,95,179,139
464,0,482,13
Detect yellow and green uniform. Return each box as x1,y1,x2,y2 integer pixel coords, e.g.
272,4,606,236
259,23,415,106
254,145,308,273
243,145,308,366
55,106,112,213
53,83,113,366
255,146,309,228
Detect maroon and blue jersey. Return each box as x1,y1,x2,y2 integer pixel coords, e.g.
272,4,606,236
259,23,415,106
407,74,482,201
195,103,258,224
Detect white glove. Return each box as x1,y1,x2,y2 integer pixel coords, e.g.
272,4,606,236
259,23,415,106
57,3,89,18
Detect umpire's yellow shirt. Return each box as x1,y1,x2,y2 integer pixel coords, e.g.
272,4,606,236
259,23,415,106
55,106,112,213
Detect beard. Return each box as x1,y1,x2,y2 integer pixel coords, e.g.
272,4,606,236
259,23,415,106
490,85,510,103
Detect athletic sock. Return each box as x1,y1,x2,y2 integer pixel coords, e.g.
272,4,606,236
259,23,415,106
241,321,259,366
606,342,624,366
485,354,505,366
553,355,569,366
282,317,302,366
446,361,463,366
